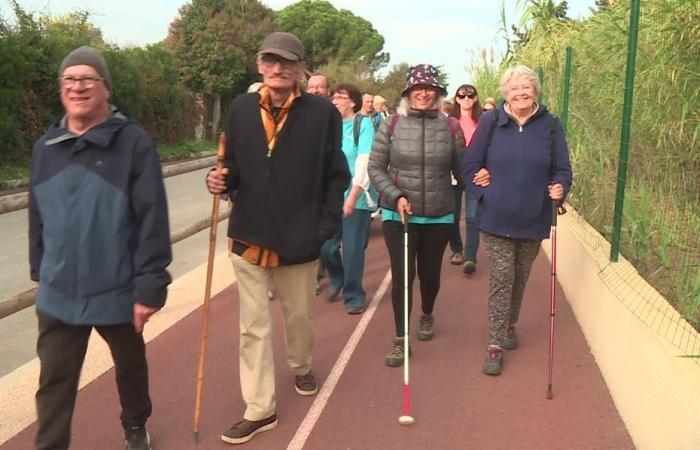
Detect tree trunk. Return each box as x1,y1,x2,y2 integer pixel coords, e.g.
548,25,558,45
194,93,205,141
211,93,221,139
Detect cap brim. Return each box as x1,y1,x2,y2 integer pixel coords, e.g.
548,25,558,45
257,48,300,62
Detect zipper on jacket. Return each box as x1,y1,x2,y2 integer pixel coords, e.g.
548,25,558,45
421,115,426,214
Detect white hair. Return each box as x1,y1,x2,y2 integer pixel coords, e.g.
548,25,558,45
499,65,541,98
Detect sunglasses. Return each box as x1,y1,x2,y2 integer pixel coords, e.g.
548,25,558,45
456,92,476,99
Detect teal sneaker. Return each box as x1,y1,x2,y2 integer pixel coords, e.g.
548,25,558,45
503,326,519,350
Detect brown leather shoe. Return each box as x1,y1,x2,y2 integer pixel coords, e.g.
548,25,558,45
221,415,277,445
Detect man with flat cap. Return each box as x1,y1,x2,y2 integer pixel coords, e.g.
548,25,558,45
29,46,172,450
206,32,349,444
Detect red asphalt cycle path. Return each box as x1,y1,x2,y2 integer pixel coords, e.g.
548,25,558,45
2,220,633,449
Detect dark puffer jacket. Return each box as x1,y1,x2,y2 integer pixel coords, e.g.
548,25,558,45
368,108,465,217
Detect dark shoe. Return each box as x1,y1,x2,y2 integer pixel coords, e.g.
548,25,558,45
326,286,341,302
385,337,410,367
417,313,434,341
294,371,318,396
221,415,278,445
125,427,151,450
346,306,365,315
462,260,476,274
483,347,504,375
503,325,519,350
450,252,465,265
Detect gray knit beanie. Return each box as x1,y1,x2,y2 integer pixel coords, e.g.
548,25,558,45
59,46,112,90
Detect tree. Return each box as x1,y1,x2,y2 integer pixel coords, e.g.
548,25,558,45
274,0,388,72
167,0,274,138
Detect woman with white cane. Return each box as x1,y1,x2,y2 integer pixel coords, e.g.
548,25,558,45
462,65,572,376
369,64,468,367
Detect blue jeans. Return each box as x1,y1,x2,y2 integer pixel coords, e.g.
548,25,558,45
449,185,480,263
319,209,372,309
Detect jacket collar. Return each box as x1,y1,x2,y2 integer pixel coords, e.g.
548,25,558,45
407,108,439,119
46,105,130,147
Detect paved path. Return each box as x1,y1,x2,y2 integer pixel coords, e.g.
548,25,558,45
0,220,633,449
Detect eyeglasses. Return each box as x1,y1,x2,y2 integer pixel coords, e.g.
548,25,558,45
456,92,476,99
260,53,297,68
331,95,350,101
60,75,105,89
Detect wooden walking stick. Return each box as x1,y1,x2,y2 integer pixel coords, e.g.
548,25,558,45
193,132,227,443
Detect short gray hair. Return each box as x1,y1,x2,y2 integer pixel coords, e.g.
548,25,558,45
499,65,541,98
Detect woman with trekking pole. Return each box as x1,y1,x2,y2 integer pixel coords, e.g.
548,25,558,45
369,64,472,367
462,65,572,376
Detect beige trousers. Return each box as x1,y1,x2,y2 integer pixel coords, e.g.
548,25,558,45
230,253,318,421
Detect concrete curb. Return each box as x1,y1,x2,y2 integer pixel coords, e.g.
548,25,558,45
0,251,234,445
544,206,700,450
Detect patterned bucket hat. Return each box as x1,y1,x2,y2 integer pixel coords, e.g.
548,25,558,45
401,64,447,97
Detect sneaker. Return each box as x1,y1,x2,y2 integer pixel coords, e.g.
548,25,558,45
315,280,321,295
125,428,151,450
462,260,476,274
385,337,410,367
221,415,278,445
450,252,465,265
326,286,341,302
346,306,365,315
417,313,434,341
504,326,519,350
483,347,504,375
267,290,275,300
294,371,318,396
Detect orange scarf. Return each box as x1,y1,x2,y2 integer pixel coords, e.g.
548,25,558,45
231,84,301,269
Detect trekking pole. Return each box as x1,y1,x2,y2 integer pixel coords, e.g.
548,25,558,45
399,218,415,426
193,133,226,442
546,200,559,400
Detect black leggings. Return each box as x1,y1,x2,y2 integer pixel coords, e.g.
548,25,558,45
382,220,452,336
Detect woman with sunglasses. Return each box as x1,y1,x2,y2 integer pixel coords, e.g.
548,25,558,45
448,84,483,274
369,64,472,367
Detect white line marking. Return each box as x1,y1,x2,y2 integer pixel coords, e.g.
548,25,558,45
286,270,392,450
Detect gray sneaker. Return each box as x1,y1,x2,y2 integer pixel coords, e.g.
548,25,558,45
483,347,504,375
417,313,434,341
294,371,318,396
221,415,278,445
125,428,151,450
385,337,411,367
503,326,519,350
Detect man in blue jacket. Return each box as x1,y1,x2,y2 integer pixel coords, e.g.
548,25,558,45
206,32,350,445
28,46,172,450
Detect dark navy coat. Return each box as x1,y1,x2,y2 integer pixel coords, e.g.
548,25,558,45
28,109,172,325
462,105,573,240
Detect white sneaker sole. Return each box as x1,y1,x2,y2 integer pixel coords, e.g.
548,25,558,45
221,420,278,445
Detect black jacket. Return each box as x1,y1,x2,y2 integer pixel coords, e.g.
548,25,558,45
223,91,350,264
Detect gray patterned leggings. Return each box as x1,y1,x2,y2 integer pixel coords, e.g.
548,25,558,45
481,232,542,347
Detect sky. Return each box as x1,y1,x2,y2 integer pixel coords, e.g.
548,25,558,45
9,0,597,93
